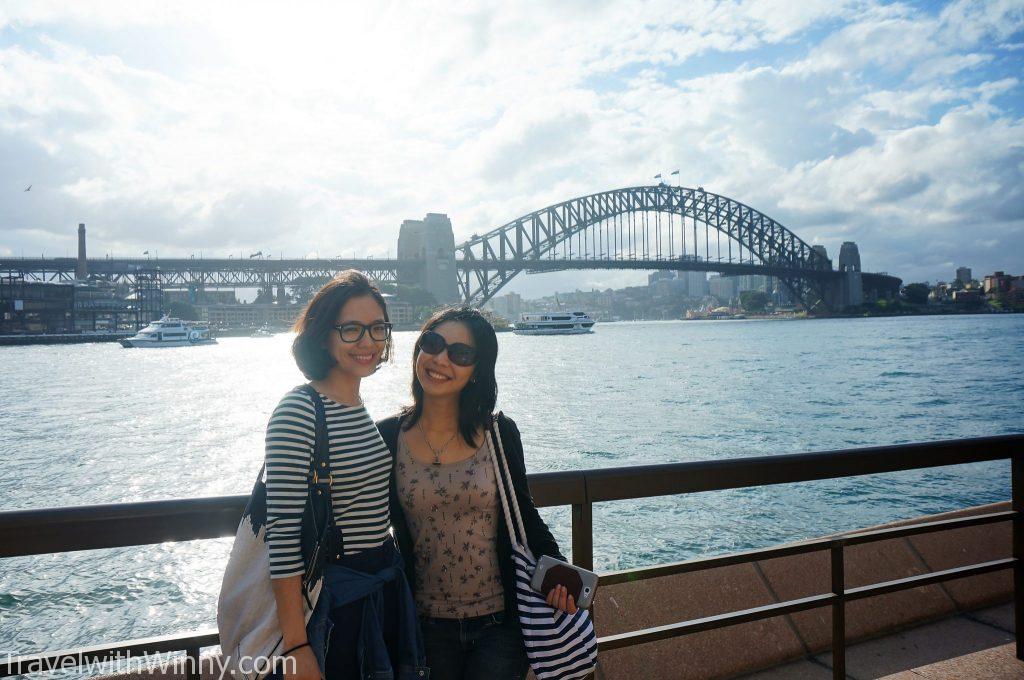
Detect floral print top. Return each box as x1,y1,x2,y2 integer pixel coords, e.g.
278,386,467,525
395,432,505,618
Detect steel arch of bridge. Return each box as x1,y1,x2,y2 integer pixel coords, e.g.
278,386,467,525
455,185,835,310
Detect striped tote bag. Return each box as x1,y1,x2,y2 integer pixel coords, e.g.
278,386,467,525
486,421,598,680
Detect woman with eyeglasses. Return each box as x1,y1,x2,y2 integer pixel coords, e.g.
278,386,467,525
263,270,426,680
377,307,576,680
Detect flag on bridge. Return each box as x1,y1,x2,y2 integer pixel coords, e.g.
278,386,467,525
671,170,679,175
654,173,662,179
143,250,149,255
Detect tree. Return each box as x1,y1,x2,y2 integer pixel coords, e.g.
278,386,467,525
901,283,930,305
739,290,768,313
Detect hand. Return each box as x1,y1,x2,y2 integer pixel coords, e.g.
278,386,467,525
282,645,322,680
545,584,578,614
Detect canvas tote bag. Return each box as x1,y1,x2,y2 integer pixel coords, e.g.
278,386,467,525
486,417,598,680
218,385,334,680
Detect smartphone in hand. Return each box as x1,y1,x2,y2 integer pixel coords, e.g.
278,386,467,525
530,555,599,610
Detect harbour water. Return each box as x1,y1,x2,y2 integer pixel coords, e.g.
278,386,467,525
1,314,1022,659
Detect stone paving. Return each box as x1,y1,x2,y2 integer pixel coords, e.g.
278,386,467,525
740,603,1020,680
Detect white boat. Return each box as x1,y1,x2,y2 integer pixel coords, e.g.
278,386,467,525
120,316,217,348
512,311,596,335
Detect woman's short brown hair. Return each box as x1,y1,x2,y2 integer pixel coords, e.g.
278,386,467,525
291,270,392,380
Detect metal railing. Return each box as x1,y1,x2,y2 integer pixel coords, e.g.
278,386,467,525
1,434,1021,679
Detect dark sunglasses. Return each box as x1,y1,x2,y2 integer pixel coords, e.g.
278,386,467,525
332,321,392,343
417,330,477,367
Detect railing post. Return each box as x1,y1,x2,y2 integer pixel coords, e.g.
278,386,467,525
572,500,597,680
1013,454,1023,661
571,502,594,571
186,647,200,680
831,544,846,680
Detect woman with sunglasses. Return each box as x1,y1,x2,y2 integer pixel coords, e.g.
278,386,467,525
263,270,426,680
377,307,576,680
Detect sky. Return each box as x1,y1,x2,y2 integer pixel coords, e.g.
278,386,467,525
0,0,1022,298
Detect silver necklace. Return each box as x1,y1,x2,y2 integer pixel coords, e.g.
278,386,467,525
418,421,458,465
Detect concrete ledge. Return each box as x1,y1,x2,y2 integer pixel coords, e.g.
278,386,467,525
592,501,1013,679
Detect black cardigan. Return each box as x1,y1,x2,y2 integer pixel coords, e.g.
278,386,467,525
377,412,565,617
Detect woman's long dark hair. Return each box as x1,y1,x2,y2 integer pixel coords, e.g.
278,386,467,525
401,306,498,447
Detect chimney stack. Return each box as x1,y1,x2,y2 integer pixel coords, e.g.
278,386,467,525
76,223,88,280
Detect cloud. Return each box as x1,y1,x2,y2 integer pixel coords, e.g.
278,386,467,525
0,0,1021,293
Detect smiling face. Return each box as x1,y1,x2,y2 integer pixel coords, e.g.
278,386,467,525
414,320,476,399
326,294,388,379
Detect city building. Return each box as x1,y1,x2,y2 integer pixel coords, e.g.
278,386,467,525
708,274,736,303
738,274,769,293
684,269,709,297
489,292,523,319
983,271,1024,309
956,267,972,285
648,270,675,286
652,277,687,298
983,271,1019,295
811,245,831,268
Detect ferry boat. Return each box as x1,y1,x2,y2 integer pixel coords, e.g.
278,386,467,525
120,316,217,348
513,311,596,335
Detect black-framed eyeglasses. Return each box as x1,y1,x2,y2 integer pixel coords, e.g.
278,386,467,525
417,330,477,367
332,321,392,343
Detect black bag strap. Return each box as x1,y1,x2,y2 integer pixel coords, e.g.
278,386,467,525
297,384,337,590
299,384,334,515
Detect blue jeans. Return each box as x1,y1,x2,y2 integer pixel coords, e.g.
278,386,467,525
421,610,528,680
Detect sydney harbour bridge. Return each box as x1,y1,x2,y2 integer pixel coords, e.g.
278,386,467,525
1,185,901,313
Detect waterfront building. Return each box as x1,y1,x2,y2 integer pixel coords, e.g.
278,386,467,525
0,279,74,333
163,289,237,306
385,299,414,325
0,278,137,333
951,289,982,304
72,282,131,331
199,303,303,327
956,267,972,285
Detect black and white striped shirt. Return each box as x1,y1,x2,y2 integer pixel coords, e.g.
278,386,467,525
264,386,392,579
